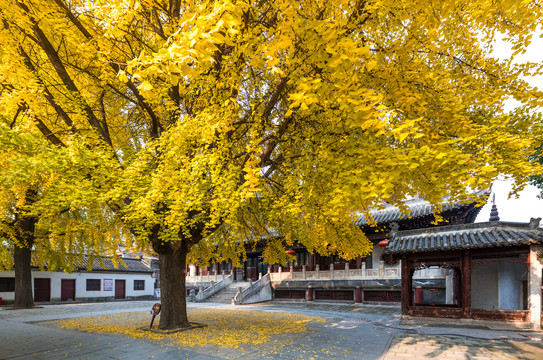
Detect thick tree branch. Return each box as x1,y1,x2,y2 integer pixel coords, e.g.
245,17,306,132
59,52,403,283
16,2,112,145
51,0,162,140
17,46,77,133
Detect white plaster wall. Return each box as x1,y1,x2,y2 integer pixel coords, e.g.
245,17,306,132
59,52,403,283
529,244,543,330
1,270,154,302
471,262,499,310
498,262,526,310
0,270,16,301
372,246,384,269
47,271,154,300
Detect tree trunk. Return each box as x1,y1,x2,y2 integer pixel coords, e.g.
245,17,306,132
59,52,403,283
14,243,34,308
158,247,189,329
13,189,38,309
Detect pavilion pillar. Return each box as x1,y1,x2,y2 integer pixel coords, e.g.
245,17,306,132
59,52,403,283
401,254,412,315
309,253,315,271
529,244,543,330
356,256,362,270
461,250,472,319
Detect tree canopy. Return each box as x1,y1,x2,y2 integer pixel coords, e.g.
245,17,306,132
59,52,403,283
1,0,542,326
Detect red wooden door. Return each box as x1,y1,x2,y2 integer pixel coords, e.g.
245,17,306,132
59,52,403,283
34,278,50,302
115,280,125,299
61,279,76,301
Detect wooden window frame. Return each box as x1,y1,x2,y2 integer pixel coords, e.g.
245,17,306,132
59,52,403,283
86,279,101,291
134,280,145,291
0,277,15,292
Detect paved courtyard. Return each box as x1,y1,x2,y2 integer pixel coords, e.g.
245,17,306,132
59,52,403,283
0,300,542,359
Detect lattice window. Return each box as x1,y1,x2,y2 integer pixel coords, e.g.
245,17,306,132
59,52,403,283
86,279,100,291
364,290,401,302
0,277,15,292
134,280,145,291
274,289,306,299
315,290,354,301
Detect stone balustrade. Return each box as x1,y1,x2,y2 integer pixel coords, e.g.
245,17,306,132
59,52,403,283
269,261,404,282
186,271,229,284
185,262,446,284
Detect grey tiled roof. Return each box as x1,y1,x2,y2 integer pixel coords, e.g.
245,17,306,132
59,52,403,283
356,190,490,227
355,201,468,226
70,256,153,273
384,221,543,254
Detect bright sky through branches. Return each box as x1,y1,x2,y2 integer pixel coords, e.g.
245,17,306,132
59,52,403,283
476,29,543,223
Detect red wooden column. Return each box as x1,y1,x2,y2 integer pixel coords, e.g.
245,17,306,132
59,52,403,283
401,254,412,315
309,253,315,271
307,286,313,301
461,250,472,318
355,286,363,303
356,256,362,269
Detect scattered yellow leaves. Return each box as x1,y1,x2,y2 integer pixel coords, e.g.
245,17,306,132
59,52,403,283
55,309,324,349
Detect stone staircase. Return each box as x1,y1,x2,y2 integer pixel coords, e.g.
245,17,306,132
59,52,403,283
205,281,251,303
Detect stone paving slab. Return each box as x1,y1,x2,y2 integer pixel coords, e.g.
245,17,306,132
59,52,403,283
383,334,543,360
0,300,158,322
1,300,543,359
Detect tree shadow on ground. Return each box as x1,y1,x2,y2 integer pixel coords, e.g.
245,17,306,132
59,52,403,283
386,334,543,360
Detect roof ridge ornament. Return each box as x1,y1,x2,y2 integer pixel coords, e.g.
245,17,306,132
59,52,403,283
489,193,500,222
529,217,541,229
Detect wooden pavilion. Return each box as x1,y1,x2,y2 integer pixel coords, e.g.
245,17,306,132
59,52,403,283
384,218,543,329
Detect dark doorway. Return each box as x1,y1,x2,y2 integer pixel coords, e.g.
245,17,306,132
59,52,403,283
115,279,125,299
34,278,50,302
245,256,259,281
61,279,76,301
257,258,268,278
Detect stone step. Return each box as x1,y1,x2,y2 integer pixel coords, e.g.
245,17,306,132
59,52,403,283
204,282,252,303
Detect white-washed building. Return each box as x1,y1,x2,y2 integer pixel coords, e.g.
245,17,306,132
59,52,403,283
0,256,156,304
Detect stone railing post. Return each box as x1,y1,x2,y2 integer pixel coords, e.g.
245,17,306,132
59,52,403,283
199,272,203,281
330,263,334,280
316,264,320,279
259,272,262,280
278,266,282,280
362,262,366,278
214,272,218,282
290,265,294,273
380,260,385,278
302,265,307,280
234,287,242,305
345,263,349,279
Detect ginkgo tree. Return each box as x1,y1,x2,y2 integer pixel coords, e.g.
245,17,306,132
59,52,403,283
0,119,126,308
0,0,542,328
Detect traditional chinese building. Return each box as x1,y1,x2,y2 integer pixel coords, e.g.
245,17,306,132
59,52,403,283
186,192,489,303
384,217,543,330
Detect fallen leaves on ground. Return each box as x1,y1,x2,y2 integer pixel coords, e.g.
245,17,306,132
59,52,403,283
55,308,325,349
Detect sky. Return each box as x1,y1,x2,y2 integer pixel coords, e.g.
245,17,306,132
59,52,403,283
474,29,543,224
475,180,543,223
